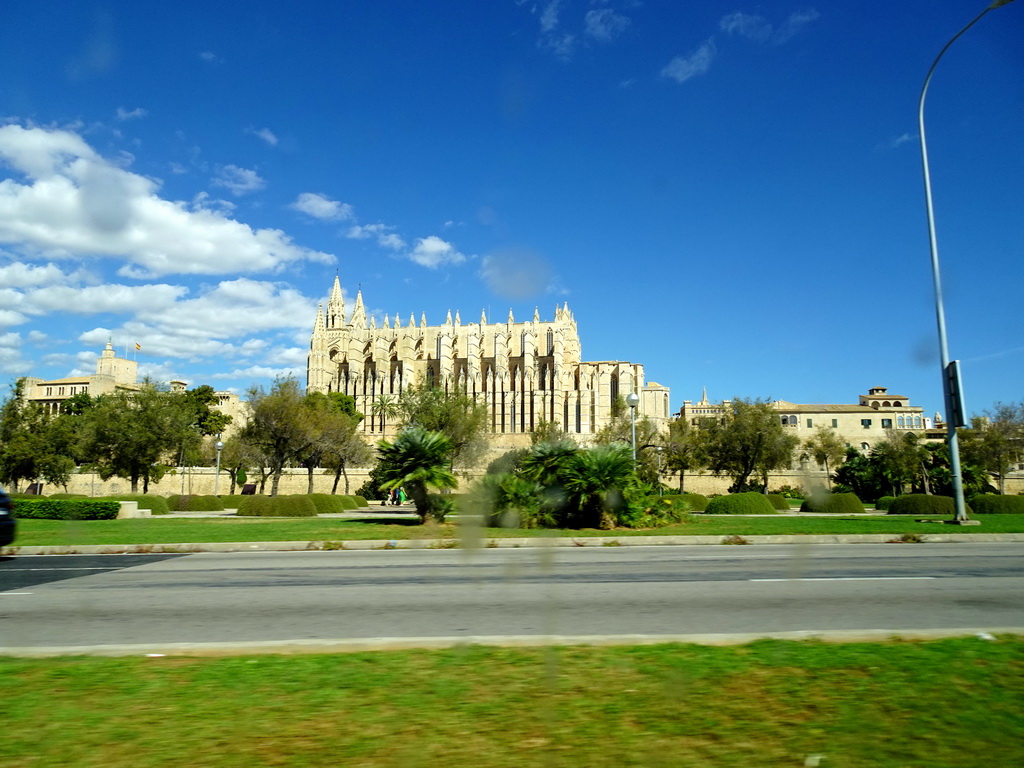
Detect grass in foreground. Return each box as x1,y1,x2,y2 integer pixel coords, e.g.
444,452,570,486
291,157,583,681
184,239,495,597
9,513,1024,548
2,637,1021,768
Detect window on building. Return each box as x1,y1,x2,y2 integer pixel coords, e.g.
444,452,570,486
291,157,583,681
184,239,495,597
898,416,905,428
831,419,838,428
881,419,892,428
806,418,813,428
861,419,872,428
861,442,870,451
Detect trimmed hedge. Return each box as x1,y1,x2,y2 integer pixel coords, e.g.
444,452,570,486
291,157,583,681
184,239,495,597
969,494,1024,515
800,493,865,515
875,496,896,512
14,498,119,520
307,494,347,514
675,493,708,512
704,492,777,515
167,495,226,512
765,493,790,511
235,495,318,517
887,494,971,516
353,495,369,508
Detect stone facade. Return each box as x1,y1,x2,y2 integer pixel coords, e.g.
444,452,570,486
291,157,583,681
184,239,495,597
21,342,140,412
679,386,931,454
306,276,671,441
21,343,244,434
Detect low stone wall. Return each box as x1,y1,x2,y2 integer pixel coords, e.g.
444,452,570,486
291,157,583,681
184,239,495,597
51,466,1024,498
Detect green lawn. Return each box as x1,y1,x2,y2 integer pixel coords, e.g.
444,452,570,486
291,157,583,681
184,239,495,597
2,637,1021,768
8,513,1024,548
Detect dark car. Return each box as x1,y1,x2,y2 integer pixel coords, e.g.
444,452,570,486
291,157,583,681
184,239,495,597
0,487,15,547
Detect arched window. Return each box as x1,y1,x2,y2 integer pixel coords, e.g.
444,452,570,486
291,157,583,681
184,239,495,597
897,416,905,428
610,373,619,408
914,417,921,428
861,442,870,451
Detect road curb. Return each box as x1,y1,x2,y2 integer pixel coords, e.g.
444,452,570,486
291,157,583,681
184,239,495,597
2,628,1022,658
5,532,1024,555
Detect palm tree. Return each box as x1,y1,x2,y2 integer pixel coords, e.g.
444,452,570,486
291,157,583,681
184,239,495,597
562,443,635,529
377,427,458,522
371,394,400,435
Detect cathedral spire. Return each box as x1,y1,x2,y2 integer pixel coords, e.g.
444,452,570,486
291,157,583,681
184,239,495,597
350,289,367,328
533,306,540,323
327,275,345,328
445,309,453,325
313,303,325,337
480,309,487,325
454,310,461,326
507,308,514,324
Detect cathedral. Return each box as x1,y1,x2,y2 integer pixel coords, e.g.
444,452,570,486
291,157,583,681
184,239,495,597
307,276,670,441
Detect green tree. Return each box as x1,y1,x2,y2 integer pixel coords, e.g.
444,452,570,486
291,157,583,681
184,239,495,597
78,383,195,493
371,394,400,434
960,401,1023,495
396,380,490,470
803,426,847,490
561,443,635,529
301,391,370,494
240,377,317,496
663,418,707,492
702,398,799,492
871,431,923,497
181,385,233,437
376,427,458,522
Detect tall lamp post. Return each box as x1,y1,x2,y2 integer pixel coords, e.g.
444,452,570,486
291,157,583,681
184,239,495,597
656,446,663,496
918,0,1016,523
214,435,224,496
625,392,640,463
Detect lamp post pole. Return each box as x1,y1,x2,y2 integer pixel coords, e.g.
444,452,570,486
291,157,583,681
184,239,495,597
656,447,663,496
214,436,224,496
918,0,1016,523
625,392,640,464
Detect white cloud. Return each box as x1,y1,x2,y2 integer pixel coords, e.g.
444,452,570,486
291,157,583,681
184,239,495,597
115,107,148,121
774,9,820,44
719,9,820,45
211,164,265,195
291,192,353,221
199,51,220,63
347,223,405,250
585,8,630,42
0,124,333,278
889,133,915,149
409,235,467,268
661,39,716,84
247,126,278,146
540,0,563,33
719,12,772,42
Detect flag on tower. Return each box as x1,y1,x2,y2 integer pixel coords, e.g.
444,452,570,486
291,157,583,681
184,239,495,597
135,343,141,351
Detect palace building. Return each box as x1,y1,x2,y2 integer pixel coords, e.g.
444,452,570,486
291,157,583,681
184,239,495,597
306,276,670,440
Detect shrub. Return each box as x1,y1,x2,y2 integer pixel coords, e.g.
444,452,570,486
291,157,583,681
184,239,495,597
618,494,691,528
235,495,318,517
45,493,89,499
179,495,225,512
353,495,369,508
800,493,865,515
425,493,456,522
336,495,360,511
765,493,790,510
675,492,708,511
14,498,120,520
875,496,896,511
887,494,971,516
704,492,777,515
969,494,1024,515
770,484,805,499
308,494,347,514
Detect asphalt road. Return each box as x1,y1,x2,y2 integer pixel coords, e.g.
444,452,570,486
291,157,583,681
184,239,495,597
1,543,1021,650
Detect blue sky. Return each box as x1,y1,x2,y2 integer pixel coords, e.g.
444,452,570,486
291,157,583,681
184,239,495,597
0,0,1021,419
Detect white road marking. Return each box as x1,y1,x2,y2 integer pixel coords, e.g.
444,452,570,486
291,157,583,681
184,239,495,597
750,577,936,582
